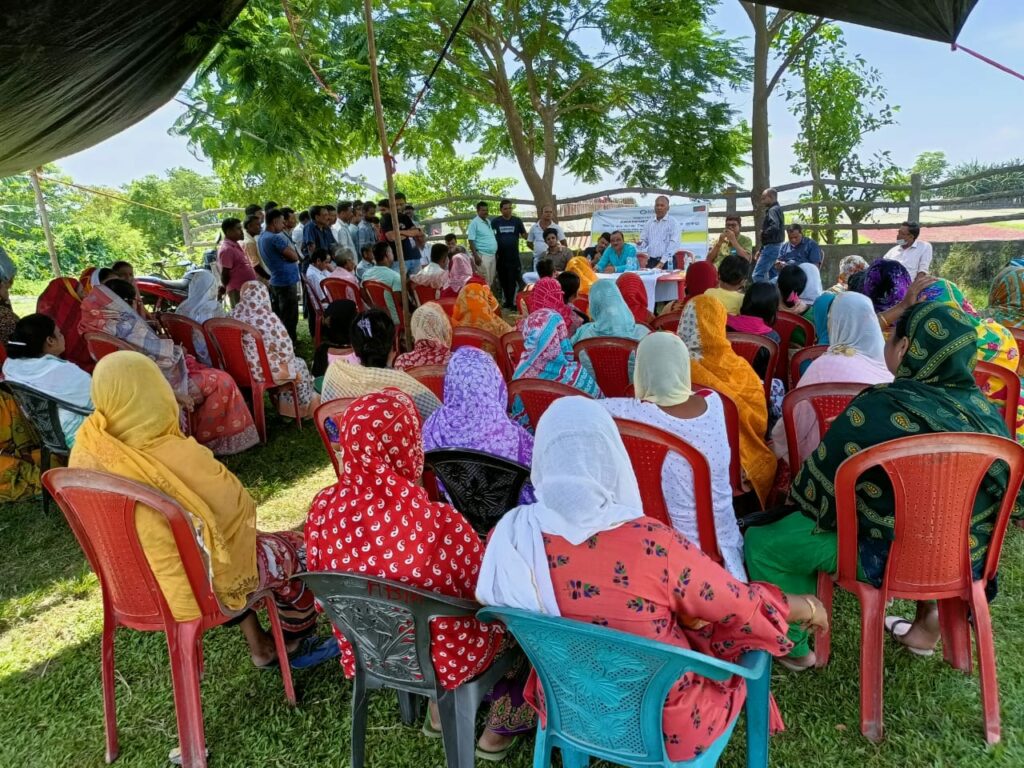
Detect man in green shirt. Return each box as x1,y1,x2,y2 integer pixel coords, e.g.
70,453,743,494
708,215,753,265
466,200,498,289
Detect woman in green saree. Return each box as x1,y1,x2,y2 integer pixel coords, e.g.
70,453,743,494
745,301,1018,666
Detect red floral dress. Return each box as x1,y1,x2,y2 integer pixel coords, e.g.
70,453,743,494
304,389,505,689
540,518,793,761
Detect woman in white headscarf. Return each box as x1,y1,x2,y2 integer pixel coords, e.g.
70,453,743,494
770,291,894,464
798,262,823,304
599,333,745,578
476,396,825,763
175,270,226,364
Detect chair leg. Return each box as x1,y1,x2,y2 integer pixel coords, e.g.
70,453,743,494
252,385,267,443
41,447,51,514
101,610,119,763
397,691,420,726
858,589,886,743
744,656,771,768
289,382,302,430
262,598,297,706
560,747,590,768
166,621,207,768
350,670,370,768
436,688,478,768
530,730,553,768
938,597,972,673
814,572,833,668
970,582,1001,744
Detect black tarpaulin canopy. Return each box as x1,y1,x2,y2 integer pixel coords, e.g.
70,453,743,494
758,0,980,43
0,0,246,177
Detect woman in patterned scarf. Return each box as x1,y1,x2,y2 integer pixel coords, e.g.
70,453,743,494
394,301,453,371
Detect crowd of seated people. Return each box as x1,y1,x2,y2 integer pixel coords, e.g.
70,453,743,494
10,203,1024,765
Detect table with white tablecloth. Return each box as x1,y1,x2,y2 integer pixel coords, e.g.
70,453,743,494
593,270,686,312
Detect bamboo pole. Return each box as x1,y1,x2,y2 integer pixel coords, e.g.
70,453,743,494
29,168,61,277
363,0,412,350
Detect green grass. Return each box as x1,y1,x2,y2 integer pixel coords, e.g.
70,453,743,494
2,321,1024,767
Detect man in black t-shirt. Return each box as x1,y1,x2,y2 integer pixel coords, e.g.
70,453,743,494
379,192,423,276
491,198,527,309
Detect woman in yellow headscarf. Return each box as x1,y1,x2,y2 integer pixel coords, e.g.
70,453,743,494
676,295,777,506
69,351,336,668
452,282,513,337
565,255,597,296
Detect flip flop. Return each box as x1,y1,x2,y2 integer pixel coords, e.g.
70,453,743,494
885,615,935,657
169,747,208,765
776,655,815,673
421,713,443,740
476,736,519,763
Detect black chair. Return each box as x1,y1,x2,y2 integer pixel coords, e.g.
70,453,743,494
423,448,531,534
296,572,519,768
3,380,93,512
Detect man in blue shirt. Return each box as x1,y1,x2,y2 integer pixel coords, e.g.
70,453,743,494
302,205,336,259
258,208,301,342
776,223,822,271
491,199,527,309
596,231,638,273
467,201,498,290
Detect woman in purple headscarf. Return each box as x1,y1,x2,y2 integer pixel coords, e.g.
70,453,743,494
860,259,912,312
422,346,535,503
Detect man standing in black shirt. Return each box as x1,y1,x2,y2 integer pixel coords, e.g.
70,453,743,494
492,199,527,309
752,187,785,281
380,192,424,277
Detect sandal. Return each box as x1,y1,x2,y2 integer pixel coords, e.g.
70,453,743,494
476,736,519,762
885,615,935,657
777,654,816,673
421,713,443,740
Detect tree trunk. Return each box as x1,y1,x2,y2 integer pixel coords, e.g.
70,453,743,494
750,4,771,245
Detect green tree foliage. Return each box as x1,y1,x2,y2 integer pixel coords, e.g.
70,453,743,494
122,169,224,252
911,151,949,186
938,158,1024,202
175,0,750,206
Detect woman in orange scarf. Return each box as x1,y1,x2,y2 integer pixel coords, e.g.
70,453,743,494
676,295,777,506
565,256,597,296
452,282,513,337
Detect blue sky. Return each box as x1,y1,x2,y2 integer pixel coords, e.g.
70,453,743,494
57,0,1024,198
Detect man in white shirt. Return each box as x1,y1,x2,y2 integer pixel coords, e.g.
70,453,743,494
526,204,566,269
305,249,333,305
636,195,681,269
883,221,933,276
332,201,357,254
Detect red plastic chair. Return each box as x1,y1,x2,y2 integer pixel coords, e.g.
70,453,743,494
694,386,746,504
84,331,135,362
515,290,530,315
314,398,357,477
726,332,778,402
363,280,406,338
412,282,442,308
652,311,682,332
972,360,1021,435
321,277,364,309
773,312,816,389
572,295,589,318
612,418,721,565
781,382,869,473
507,378,591,429
1007,327,1024,376
500,331,524,380
789,344,828,387
301,273,324,348
451,326,502,368
203,318,302,444
43,467,295,767
437,295,457,317
816,433,1024,744
406,364,448,402
159,313,210,363
573,337,639,398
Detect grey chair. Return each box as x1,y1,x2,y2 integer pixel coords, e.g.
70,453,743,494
297,571,519,768
423,448,530,534
3,380,93,512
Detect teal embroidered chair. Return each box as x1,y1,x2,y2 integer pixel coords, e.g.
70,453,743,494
477,607,771,768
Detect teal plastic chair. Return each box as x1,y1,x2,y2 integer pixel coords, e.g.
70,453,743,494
477,607,771,768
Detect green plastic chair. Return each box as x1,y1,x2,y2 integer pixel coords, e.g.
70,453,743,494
477,606,771,768
297,572,519,768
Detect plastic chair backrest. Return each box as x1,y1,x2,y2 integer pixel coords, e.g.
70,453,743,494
406,364,448,402
573,337,638,398
42,468,225,631
476,606,765,767
501,331,524,380
296,572,481,694
412,283,441,307
83,331,135,362
726,332,778,401
437,295,457,317
572,295,589,318
159,312,206,361
782,382,869,472
451,326,502,365
423,448,530,534
321,277,364,309
507,378,590,428
833,433,1024,597
651,311,681,332
694,386,743,496
515,291,529,316
772,312,816,388
4,381,92,456
789,344,828,387
314,397,358,477
363,280,405,329
1008,327,1024,376
203,318,274,390
973,359,1021,435
612,418,721,564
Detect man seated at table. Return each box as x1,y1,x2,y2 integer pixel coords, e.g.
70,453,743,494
635,195,680,269
596,231,638,273
775,223,821,272
708,215,753,264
